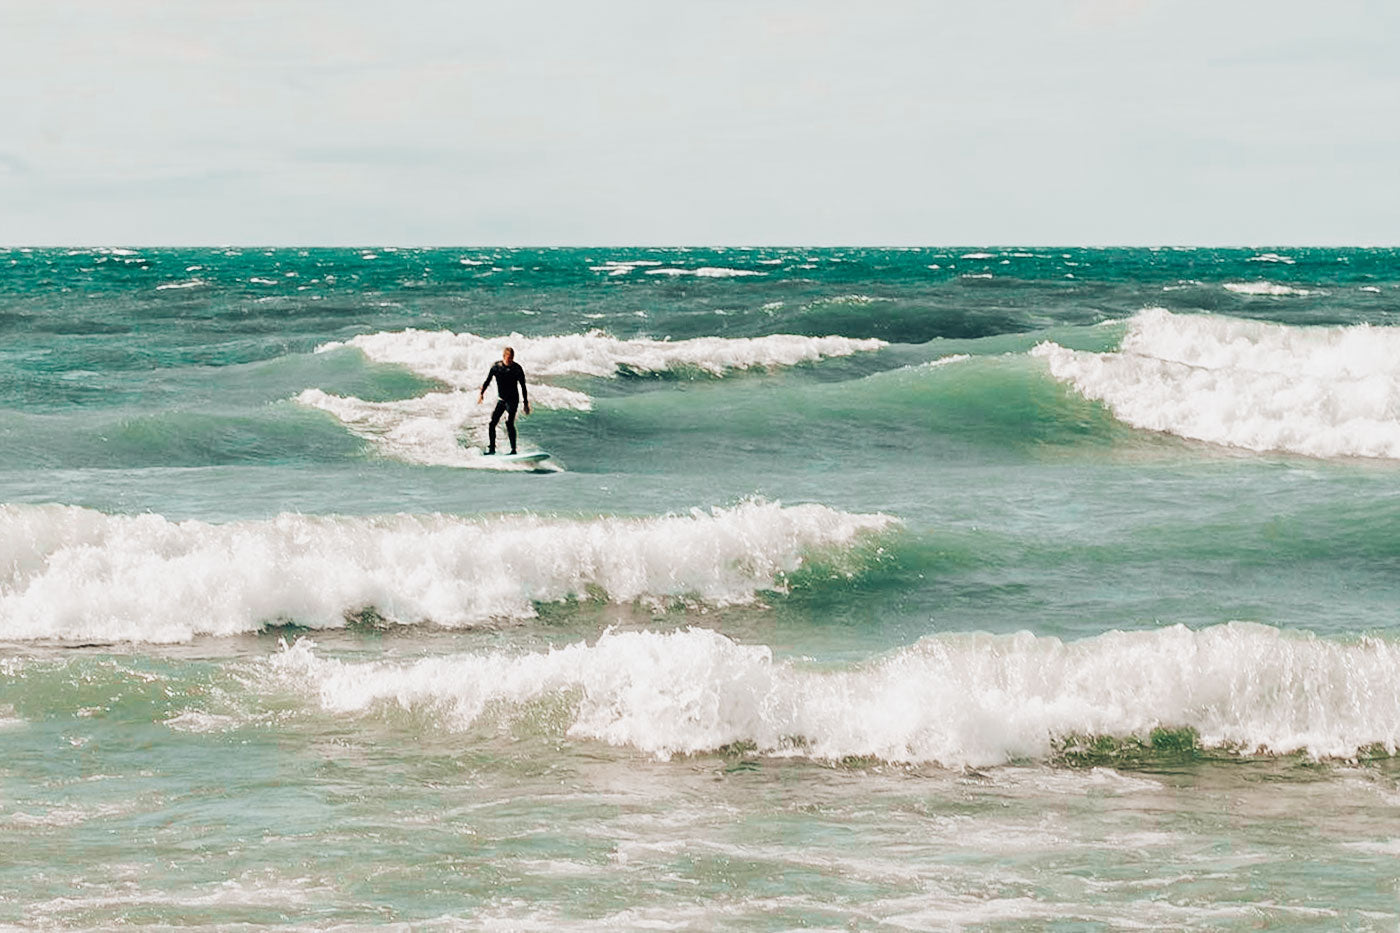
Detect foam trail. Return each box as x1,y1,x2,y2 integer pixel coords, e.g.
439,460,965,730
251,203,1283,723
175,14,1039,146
0,501,894,643
1033,308,1400,458
269,622,1400,767
305,330,885,464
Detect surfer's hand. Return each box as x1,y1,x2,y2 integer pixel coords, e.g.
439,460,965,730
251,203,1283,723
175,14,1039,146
523,402,531,415
476,392,484,404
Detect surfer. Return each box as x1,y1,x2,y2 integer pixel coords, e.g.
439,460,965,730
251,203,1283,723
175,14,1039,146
477,346,530,455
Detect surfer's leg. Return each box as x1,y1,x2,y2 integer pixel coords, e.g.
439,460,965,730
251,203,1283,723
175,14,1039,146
505,402,518,453
488,400,509,453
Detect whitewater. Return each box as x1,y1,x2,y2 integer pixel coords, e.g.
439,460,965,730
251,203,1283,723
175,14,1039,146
4,246,1400,929
1034,307,1400,459
0,501,893,641
270,622,1400,767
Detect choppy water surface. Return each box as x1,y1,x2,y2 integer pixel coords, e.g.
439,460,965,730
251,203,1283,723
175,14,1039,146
3,247,1400,928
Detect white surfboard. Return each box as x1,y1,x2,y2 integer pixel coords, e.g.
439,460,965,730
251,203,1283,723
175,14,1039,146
478,450,553,470
489,451,550,464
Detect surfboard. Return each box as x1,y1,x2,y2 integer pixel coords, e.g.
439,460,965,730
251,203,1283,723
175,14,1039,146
476,450,553,471
489,451,550,464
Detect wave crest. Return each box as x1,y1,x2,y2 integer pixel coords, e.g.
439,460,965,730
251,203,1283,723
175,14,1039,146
319,329,886,384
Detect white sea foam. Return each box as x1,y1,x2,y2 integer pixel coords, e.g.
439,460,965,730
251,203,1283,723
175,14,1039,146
4,802,132,828
1341,838,1400,856
812,294,891,307
590,260,664,276
0,705,24,730
0,501,893,643
644,267,764,277
1223,281,1313,297
960,252,995,260
1033,308,1400,459
26,872,336,917
466,891,1278,931
163,710,242,733
155,279,205,291
920,354,971,370
268,621,1400,767
1248,253,1296,264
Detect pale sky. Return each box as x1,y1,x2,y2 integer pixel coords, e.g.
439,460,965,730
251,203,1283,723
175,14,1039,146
2,0,1397,245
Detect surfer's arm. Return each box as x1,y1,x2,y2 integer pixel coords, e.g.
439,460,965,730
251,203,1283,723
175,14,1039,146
520,369,529,413
477,366,495,402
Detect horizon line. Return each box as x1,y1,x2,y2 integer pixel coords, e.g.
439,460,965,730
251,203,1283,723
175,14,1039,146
5,242,1399,250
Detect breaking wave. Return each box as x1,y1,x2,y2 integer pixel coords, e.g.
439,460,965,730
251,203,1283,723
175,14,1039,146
1033,308,1400,459
0,501,895,643
269,622,1400,767
318,329,885,383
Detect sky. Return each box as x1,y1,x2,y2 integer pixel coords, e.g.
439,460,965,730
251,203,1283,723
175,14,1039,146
2,0,1397,246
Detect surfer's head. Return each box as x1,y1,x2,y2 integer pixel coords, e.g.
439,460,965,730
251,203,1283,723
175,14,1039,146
502,346,514,364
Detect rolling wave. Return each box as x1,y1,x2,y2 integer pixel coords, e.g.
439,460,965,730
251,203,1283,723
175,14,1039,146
269,622,1400,767
0,501,895,643
1034,308,1400,459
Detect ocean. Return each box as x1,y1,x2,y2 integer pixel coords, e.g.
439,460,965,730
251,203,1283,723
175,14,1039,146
3,245,1400,929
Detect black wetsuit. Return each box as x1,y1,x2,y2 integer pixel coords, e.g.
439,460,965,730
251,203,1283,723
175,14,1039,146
481,360,528,453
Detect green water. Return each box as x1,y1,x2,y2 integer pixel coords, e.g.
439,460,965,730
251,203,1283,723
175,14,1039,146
3,247,1400,927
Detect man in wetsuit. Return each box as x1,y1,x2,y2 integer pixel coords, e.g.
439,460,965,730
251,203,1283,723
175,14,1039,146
477,346,530,454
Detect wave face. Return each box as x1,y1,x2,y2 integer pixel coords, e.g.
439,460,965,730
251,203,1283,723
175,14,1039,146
301,330,885,465
0,502,894,643
270,622,1400,767
1033,308,1400,459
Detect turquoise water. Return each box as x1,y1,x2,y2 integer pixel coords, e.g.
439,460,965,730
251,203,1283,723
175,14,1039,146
3,247,1400,928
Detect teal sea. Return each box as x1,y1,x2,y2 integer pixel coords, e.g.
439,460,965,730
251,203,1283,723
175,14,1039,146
4,246,1400,929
